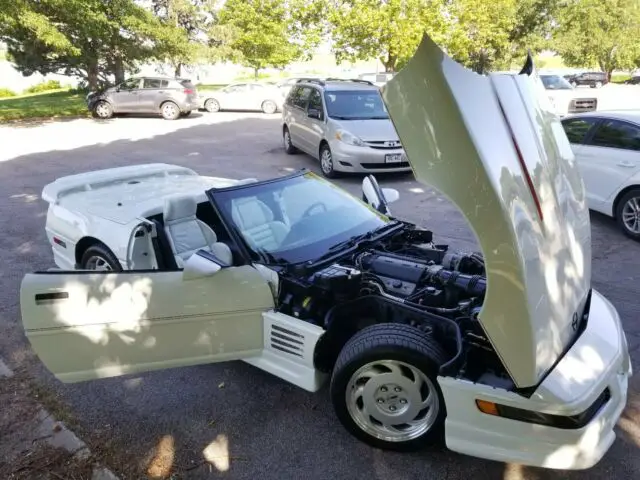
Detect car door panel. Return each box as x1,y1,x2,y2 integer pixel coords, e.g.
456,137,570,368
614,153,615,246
299,88,325,156
110,79,142,112
289,87,313,153
21,266,274,383
578,120,640,206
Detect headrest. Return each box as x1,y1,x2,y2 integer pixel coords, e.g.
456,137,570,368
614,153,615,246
231,197,274,230
164,194,197,222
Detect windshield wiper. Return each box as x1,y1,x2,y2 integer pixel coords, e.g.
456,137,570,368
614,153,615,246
324,220,404,255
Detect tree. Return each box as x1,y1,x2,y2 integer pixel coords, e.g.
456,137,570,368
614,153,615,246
326,0,449,73
554,0,640,79
218,0,321,79
442,0,518,73
0,0,189,89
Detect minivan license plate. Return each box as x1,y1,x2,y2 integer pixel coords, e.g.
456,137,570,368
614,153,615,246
385,154,403,163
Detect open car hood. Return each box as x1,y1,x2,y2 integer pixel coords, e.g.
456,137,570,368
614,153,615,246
382,35,592,388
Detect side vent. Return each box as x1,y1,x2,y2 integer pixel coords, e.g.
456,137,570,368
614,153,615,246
270,324,304,358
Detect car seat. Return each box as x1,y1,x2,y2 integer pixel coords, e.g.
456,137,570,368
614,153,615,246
230,197,289,252
163,194,233,268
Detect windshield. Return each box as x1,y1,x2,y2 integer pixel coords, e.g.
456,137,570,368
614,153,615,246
540,75,573,90
323,90,389,120
211,172,390,264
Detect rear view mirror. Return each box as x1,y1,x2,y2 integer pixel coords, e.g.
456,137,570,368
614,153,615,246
382,187,400,204
182,250,229,280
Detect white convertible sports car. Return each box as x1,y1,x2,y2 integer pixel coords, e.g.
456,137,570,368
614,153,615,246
22,34,630,470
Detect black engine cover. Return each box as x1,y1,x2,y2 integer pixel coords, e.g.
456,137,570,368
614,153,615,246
359,253,428,284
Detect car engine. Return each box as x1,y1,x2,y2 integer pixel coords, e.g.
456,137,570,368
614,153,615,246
275,225,507,386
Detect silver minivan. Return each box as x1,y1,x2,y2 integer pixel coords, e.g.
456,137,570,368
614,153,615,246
281,79,410,177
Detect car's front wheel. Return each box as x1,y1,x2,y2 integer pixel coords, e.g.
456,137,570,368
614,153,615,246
616,188,640,241
92,101,113,119
204,99,220,113
320,144,337,178
80,244,123,271
161,101,180,120
330,323,447,451
283,126,298,154
595,81,603,88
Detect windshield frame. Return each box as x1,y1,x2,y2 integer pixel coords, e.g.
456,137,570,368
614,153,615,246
206,170,392,266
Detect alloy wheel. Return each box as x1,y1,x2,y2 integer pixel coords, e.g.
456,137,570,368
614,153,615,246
321,148,334,176
345,360,440,442
85,255,113,271
622,196,640,234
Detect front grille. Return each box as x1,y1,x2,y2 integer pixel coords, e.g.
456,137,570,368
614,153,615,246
569,98,597,113
364,140,402,150
361,162,410,169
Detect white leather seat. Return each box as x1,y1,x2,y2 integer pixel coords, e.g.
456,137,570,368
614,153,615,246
231,197,289,251
163,194,233,268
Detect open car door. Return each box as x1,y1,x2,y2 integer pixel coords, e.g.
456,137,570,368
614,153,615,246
20,250,274,383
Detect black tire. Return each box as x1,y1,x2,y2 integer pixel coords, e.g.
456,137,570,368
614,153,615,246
204,98,220,113
181,111,192,117
283,126,298,154
160,101,180,120
80,243,123,271
615,188,640,241
319,143,338,178
262,99,277,114
330,323,448,451
92,101,113,119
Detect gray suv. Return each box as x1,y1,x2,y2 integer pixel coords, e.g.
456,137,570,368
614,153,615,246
282,79,410,177
87,77,199,120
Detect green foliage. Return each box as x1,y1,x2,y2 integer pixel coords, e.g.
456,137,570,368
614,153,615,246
0,87,17,98
0,89,88,121
23,79,62,94
554,0,640,77
326,0,448,72
0,0,190,89
218,0,321,77
611,73,632,83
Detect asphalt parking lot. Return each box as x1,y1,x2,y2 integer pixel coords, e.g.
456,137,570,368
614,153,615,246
1,108,640,479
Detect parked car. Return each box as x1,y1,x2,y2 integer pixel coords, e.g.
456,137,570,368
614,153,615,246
566,71,609,88
561,110,640,239
282,78,410,177
86,77,198,120
21,33,630,471
276,76,324,98
624,76,640,85
198,82,282,114
538,74,598,116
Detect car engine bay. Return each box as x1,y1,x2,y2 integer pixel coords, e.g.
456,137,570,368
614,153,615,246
275,224,512,388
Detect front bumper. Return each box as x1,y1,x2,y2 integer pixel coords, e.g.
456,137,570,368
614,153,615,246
329,140,412,173
439,289,631,470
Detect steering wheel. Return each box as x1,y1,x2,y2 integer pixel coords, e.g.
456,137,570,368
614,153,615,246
301,201,328,219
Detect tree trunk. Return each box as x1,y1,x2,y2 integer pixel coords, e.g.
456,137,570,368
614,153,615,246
381,53,397,72
114,56,125,84
175,63,182,78
254,67,259,80
87,60,99,91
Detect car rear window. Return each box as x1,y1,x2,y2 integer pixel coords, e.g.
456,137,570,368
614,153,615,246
179,79,195,89
589,120,640,151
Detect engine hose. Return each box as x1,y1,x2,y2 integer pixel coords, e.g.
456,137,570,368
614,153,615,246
365,281,462,315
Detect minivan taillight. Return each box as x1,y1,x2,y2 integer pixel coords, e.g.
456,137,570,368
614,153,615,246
184,88,194,94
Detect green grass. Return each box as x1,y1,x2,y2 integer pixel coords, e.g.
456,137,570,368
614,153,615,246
196,83,228,90
0,89,89,122
611,73,632,83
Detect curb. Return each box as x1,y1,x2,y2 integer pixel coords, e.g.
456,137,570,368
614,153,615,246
0,357,120,480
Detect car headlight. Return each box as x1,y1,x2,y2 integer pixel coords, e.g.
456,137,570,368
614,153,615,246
335,129,365,147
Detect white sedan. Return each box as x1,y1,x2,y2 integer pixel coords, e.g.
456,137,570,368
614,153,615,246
20,34,630,471
561,110,640,239
199,82,283,114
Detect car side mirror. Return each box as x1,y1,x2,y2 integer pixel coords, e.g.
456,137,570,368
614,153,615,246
182,250,230,280
308,108,323,120
362,175,398,215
